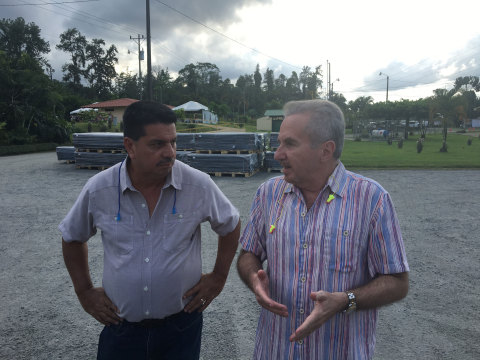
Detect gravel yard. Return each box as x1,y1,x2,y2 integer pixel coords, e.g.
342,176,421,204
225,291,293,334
0,151,479,359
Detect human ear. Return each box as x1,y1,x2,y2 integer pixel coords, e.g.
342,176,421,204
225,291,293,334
320,140,336,161
123,137,136,159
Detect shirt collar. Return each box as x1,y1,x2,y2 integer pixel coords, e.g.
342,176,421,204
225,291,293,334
326,161,347,198
164,160,182,190
121,157,183,193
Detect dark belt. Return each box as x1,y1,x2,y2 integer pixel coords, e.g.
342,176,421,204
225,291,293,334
127,311,184,328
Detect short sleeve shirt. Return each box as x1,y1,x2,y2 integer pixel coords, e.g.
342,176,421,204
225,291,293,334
240,162,409,359
59,159,239,321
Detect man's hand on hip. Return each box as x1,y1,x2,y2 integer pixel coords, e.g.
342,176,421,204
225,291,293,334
289,290,347,342
254,269,288,317
77,287,122,326
183,272,227,313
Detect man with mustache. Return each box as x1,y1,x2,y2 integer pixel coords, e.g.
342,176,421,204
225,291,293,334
237,99,409,359
60,101,240,359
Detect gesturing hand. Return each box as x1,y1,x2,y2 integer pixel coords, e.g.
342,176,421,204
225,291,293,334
77,287,122,326
253,269,288,317
289,290,347,342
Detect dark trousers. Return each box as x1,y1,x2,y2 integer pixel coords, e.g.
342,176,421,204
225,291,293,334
97,311,202,360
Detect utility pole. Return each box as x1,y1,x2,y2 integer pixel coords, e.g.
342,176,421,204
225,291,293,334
146,0,153,101
327,60,331,100
379,72,389,102
129,34,144,99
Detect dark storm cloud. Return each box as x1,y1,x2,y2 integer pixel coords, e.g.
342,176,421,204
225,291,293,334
74,0,273,42
1,0,273,80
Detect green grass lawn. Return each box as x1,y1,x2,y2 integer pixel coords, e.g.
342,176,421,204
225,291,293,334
341,133,480,169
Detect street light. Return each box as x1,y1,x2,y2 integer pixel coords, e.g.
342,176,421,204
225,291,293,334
379,72,389,102
330,78,340,95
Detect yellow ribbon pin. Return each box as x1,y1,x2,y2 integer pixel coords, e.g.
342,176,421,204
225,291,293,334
327,194,335,203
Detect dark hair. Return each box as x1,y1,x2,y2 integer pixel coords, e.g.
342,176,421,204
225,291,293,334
123,101,177,140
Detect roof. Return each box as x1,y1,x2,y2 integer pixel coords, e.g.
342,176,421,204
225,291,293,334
82,98,139,109
172,101,208,112
264,109,284,117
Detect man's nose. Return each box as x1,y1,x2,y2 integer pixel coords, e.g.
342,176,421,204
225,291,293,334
164,142,176,158
274,146,284,161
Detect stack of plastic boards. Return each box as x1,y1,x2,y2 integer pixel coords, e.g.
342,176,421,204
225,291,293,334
194,132,264,152
269,132,279,150
56,146,75,161
176,151,191,163
73,132,124,151
187,153,259,174
176,133,196,150
75,152,126,168
264,151,282,171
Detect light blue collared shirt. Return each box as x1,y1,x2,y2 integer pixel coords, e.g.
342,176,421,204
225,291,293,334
60,159,239,321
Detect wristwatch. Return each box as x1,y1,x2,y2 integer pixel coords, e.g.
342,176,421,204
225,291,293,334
343,292,357,314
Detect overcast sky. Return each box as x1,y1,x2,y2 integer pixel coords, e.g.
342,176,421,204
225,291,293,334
2,0,479,102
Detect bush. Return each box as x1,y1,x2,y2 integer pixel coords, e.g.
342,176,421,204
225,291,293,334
416,138,423,153
440,141,448,152
0,143,59,156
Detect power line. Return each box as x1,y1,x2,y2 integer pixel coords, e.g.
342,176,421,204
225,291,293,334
0,0,99,6
153,0,303,71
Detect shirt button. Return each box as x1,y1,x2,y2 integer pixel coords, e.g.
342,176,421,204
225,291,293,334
146,230,151,235
301,276,306,283
298,340,303,345
299,308,304,314
303,243,308,249
301,212,306,217
144,286,148,292
141,203,146,208
179,214,183,219
145,257,149,263
145,310,150,316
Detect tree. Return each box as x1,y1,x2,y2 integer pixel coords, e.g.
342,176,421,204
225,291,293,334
56,28,87,86
286,71,301,100
0,52,68,144
114,72,139,99
263,68,275,100
0,17,50,69
299,65,323,99
254,64,262,89
85,38,118,99
152,66,172,104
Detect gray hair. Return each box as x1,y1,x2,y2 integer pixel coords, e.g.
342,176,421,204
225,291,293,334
283,100,345,159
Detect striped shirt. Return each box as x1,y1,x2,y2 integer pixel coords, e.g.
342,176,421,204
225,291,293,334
240,162,409,360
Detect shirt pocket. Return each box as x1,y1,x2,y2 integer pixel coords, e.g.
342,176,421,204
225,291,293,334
161,211,201,253
323,228,358,273
97,214,135,255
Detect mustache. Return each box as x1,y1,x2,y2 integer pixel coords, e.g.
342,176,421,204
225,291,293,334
156,158,174,166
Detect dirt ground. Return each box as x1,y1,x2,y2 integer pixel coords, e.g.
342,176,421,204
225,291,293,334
0,151,479,360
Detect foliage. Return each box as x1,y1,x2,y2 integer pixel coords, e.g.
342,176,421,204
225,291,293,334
56,28,87,86
1,17,480,149
0,142,59,156
0,17,50,68
416,138,423,153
